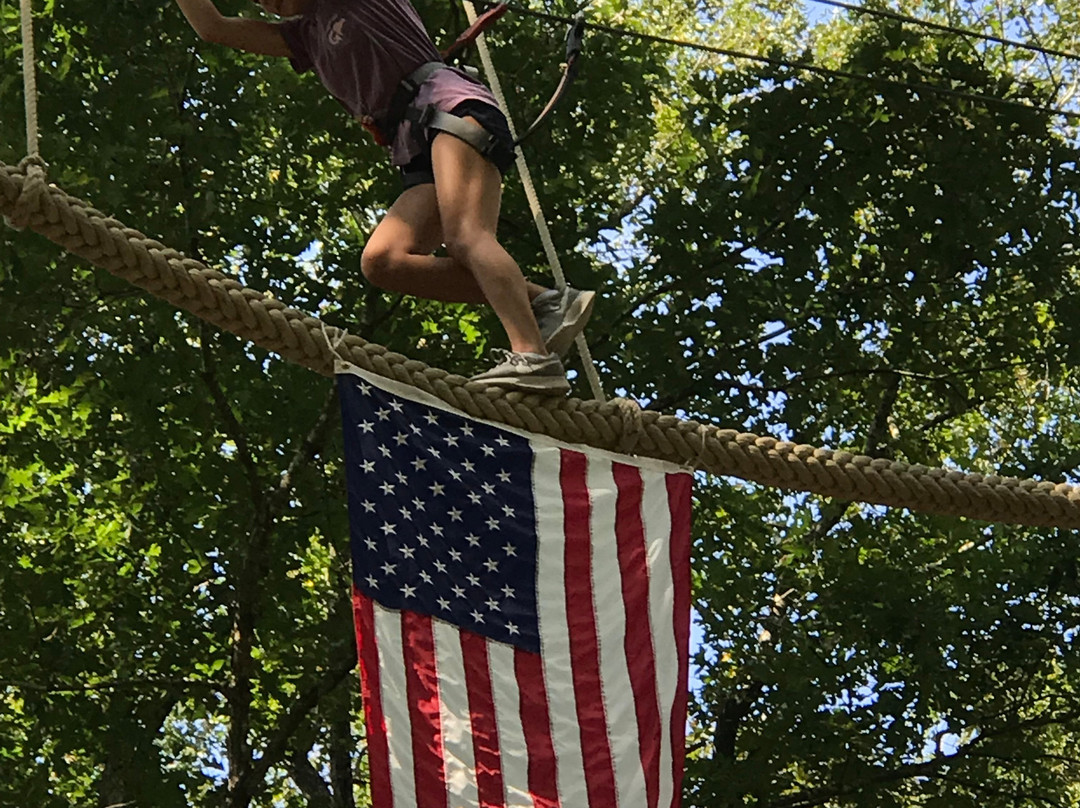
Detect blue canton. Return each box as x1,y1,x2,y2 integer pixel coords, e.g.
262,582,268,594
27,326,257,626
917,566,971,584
340,374,541,653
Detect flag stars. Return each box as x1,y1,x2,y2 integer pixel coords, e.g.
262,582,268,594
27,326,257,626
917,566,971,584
465,534,481,548
466,574,481,587
381,522,397,536
430,482,445,496
481,444,495,457
449,469,462,481
379,481,395,496
495,436,510,447
425,412,439,425
379,444,392,458
428,446,442,459
419,570,433,585
431,525,445,538
506,622,519,635
471,610,485,623
412,497,426,512
433,560,447,574
381,562,397,576
497,470,511,483
399,506,413,521
486,517,500,531
437,597,451,611
376,408,391,421
362,500,376,513
365,575,379,589
444,434,460,447
462,460,476,473
395,471,408,485
484,558,499,573
417,535,430,548
389,400,404,413
501,584,516,599
411,458,427,472
448,548,462,562
365,537,378,552
360,460,376,473
486,597,500,611
452,585,466,598
503,543,517,557
468,492,482,505
449,508,463,522
502,504,515,518
461,424,474,437
394,432,408,446
482,482,496,495
400,545,416,559
401,584,416,598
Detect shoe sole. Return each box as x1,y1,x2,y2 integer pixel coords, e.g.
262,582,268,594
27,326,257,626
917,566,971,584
544,290,596,357
471,375,570,395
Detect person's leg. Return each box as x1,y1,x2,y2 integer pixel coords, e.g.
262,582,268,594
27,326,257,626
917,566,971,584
429,120,546,355
361,183,547,304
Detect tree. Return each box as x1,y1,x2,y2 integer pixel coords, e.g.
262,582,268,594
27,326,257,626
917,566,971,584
4,0,1080,805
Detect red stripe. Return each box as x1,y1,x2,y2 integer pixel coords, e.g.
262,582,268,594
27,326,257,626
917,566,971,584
401,611,447,808
461,631,505,808
666,474,693,808
353,589,393,808
613,463,663,808
514,649,559,808
561,449,618,806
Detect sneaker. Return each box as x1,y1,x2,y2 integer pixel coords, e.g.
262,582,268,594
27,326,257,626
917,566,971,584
531,287,596,357
470,350,570,395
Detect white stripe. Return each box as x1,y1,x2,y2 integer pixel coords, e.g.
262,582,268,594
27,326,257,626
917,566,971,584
489,641,531,807
534,445,588,806
373,604,416,808
588,459,646,808
642,474,678,808
433,620,479,808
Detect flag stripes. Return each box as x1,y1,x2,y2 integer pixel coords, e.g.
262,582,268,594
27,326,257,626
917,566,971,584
339,365,692,808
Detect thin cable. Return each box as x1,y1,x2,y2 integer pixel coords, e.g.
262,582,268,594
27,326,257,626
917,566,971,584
462,0,607,401
504,3,1080,121
20,0,40,159
806,0,1080,64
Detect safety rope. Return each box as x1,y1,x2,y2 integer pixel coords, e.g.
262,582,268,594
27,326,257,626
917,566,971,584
461,0,607,402
20,0,39,161
4,159,1080,529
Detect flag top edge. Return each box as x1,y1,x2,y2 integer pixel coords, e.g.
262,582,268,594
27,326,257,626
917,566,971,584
335,361,690,476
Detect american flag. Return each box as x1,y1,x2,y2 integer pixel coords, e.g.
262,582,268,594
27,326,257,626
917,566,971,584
338,364,692,808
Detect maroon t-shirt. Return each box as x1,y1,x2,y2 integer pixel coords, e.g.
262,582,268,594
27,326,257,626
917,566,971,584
279,0,500,165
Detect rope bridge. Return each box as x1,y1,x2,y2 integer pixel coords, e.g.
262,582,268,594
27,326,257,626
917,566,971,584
6,157,1080,530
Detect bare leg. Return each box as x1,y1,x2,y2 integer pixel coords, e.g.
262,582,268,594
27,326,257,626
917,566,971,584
361,184,547,304
430,122,546,355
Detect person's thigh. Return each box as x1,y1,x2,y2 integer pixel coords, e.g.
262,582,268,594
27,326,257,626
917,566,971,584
429,118,503,245
365,183,445,258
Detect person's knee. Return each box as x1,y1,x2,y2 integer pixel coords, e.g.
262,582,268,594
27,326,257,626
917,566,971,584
360,241,397,287
442,228,496,267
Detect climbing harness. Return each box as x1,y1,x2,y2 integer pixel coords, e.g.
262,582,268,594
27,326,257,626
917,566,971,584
365,4,586,154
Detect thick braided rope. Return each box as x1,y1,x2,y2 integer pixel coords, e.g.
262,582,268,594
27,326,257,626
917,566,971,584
4,159,1080,529
461,0,607,403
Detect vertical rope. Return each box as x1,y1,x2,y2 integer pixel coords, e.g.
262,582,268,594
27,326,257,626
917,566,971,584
461,0,607,402
20,0,40,160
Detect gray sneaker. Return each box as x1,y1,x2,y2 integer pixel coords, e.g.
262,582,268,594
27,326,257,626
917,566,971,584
470,350,570,395
531,287,596,357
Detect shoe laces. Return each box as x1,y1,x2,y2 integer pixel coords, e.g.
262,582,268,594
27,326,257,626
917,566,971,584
489,348,528,367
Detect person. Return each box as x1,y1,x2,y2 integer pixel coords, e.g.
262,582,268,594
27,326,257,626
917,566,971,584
174,0,594,395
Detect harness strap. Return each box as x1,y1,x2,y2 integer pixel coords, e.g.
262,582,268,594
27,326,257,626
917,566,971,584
404,105,517,173
441,3,509,61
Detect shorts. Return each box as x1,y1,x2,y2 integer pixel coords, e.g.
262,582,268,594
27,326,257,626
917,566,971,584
398,100,515,190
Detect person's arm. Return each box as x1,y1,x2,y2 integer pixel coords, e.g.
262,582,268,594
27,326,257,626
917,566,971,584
175,0,292,57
